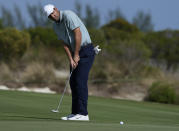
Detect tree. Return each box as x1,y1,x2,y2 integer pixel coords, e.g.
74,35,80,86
74,0,82,19
106,7,126,22
0,28,31,62
26,27,61,48
0,5,25,29
14,4,26,29
103,18,139,33
0,6,14,27
133,11,154,32
144,30,179,71
83,4,100,29
0,19,3,29
27,3,52,27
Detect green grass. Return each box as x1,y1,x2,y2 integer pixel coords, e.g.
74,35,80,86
0,90,179,131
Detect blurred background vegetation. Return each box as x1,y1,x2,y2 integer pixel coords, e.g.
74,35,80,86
0,1,179,105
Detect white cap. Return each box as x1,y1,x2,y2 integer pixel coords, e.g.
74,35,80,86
44,4,55,17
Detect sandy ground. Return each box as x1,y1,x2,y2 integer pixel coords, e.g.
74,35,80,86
0,85,56,94
0,84,146,101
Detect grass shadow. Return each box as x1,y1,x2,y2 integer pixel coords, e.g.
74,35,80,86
4,115,60,121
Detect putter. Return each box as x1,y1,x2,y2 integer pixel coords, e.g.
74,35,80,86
51,69,73,113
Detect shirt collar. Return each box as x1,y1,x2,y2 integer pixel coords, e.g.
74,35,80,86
55,11,63,24
57,10,63,23
59,11,63,22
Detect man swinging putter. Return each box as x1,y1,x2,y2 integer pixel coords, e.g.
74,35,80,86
44,4,101,121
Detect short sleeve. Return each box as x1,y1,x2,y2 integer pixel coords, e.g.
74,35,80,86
64,11,80,30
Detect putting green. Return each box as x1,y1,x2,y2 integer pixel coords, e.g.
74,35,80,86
0,90,179,131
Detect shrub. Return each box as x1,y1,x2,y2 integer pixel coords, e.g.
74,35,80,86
21,46,67,69
102,27,131,41
26,27,63,51
143,30,179,71
0,28,30,62
21,62,56,86
90,69,108,84
106,39,151,77
0,19,3,29
0,63,14,83
102,18,139,33
108,84,119,95
175,94,179,105
88,28,106,48
146,82,176,104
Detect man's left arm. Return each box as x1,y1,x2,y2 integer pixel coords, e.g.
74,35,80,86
73,27,82,65
65,11,82,65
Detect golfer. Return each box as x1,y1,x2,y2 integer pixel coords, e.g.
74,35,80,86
44,4,95,121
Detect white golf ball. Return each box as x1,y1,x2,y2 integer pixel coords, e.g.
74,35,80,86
120,121,124,125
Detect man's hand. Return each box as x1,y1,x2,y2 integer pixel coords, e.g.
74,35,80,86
63,44,78,69
73,54,80,66
70,59,78,69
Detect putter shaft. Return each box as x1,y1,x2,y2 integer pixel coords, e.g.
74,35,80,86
53,70,73,112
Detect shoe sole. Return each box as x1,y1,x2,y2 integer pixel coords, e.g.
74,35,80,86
67,118,89,121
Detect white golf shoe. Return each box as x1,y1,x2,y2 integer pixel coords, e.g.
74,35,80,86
67,114,89,121
61,114,75,120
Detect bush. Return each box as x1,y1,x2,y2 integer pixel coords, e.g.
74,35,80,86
0,63,14,83
21,62,56,86
102,18,139,33
106,39,151,77
88,28,106,48
26,27,63,51
102,27,131,41
0,19,3,29
90,68,108,84
21,46,67,69
0,28,30,62
101,19,141,43
175,94,179,105
143,30,179,70
89,55,109,84
146,82,176,104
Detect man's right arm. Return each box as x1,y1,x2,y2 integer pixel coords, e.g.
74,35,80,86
63,44,77,69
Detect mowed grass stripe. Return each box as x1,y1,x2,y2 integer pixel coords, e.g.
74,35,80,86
0,121,179,131
0,90,179,131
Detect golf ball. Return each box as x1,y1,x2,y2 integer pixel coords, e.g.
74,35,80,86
120,121,124,125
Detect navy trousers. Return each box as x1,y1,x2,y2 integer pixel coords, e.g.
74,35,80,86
70,44,95,115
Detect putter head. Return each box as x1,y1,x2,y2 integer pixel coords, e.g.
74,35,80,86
51,109,59,113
